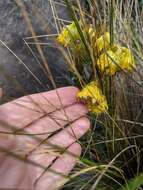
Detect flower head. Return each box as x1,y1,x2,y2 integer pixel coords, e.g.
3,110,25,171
77,81,108,114
119,47,135,71
57,22,78,47
57,22,135,75
57,22,84,52
97,45,135,75
96,32,110,52
57,22,110,54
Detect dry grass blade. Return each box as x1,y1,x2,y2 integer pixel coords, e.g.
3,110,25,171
15,0,56,88
0,39,46,89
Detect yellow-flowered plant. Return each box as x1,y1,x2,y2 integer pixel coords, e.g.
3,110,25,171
119,47,135,71
57,22,110,55
57,21,135,76
57,22,79,47
57,22,136,114
96,32,110,53
97,50,119,76
57,22,85,53
77,81,108,114
88,28,110,52
97,45,135,75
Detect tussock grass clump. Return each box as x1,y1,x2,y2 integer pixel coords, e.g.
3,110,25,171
55,0,143,189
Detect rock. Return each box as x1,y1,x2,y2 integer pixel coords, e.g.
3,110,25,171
0,0,69,102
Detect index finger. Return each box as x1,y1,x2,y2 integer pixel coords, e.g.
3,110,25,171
0,87,80,128
27,86,79,113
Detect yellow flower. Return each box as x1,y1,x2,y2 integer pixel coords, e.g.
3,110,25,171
57,28,70,47
97,49,120,75
119,47,135,71
57,22,135,74
57,22,82,48
96,32,110,52
57,22,110,53
97,45,135,75
88,27,96,39
77,81,108,114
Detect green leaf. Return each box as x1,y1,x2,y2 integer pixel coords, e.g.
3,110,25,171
119,173,143,190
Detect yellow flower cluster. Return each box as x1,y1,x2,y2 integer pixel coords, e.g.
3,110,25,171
57,22,85,54
57,22,135,75
88,28,110,52
96,32,110,52
97,45,135,75
57,22,136,114
57,22,110,53
77,81,108,114
57,22,79,47
97,50,119,76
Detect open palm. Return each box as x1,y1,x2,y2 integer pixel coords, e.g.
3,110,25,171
0,87,90,190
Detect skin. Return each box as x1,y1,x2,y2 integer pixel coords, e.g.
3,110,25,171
0,87,90,190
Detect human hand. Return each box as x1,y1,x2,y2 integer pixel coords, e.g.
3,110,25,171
0,87,90,190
